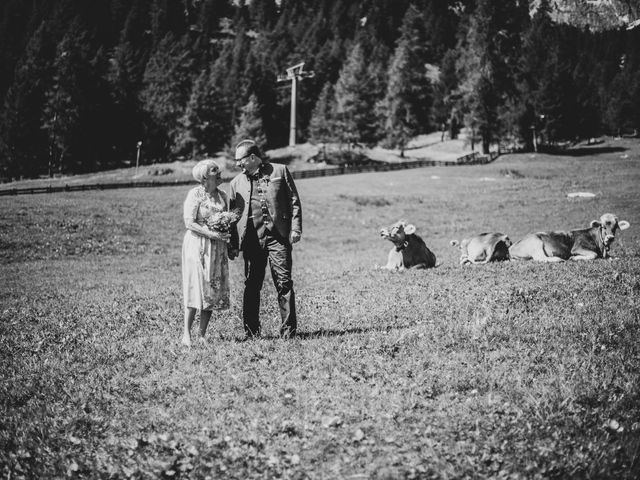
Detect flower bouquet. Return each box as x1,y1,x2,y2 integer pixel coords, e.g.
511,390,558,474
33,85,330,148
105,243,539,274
205,209,240,235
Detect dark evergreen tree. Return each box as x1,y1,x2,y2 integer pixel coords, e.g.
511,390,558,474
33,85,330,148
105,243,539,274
457,0,528,153
0,0,39,102
249,0,278,30
377,4,433,154
108,40,147,164
519,0,555,149
308,82,336,144
378,38,417,155
140,32,195,161
174,65,234,157
231,93,267,150
195,0,232,41
354,16,393,145
604,27,640,135
42,18,112,174
536,32,577,143
431,49,460,140
241,34,279,148
150,0,188,47
0,22,55,179
420,0,459,62
361,43,390,145
2,0,639,178
333,42,368,147
121,0,153,46
359,0,410,53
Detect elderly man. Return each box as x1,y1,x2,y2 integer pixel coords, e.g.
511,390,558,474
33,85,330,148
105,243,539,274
228,139,302,339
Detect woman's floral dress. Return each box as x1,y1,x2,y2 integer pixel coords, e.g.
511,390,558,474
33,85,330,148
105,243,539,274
182,186,230,310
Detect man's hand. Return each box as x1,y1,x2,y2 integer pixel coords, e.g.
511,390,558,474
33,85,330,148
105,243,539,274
290,231,301,244
228,247,239,260
213,232,231,242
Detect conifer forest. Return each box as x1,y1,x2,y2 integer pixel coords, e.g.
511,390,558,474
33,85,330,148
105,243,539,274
1,0,639,180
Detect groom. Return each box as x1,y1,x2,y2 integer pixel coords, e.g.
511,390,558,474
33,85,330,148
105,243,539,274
228,139,302,339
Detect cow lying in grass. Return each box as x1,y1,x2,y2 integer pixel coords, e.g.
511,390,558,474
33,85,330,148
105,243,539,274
450,232,512,265
379,220,436,270
509,213,630,262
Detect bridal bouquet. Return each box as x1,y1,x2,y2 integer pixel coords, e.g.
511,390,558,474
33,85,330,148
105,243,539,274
205,209,240,234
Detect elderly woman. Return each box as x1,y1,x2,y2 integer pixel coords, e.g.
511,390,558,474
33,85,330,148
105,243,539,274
181,159,231,346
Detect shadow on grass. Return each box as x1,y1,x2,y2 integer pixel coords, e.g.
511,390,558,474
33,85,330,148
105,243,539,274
297,326,398,340
544,146,627,157
233,325,408,342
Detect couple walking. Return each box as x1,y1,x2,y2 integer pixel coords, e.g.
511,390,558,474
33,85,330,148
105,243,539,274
181,139,302,345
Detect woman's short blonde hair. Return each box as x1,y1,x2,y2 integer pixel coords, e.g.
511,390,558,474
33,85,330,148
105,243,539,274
192,159,221,183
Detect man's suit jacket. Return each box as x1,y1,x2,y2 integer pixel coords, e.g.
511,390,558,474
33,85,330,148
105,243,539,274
229,162,302,249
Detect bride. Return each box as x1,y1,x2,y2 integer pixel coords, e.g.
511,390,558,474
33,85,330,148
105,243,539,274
181,159,231,346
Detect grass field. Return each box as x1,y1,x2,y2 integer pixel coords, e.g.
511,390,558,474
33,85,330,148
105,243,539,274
1,139,639,479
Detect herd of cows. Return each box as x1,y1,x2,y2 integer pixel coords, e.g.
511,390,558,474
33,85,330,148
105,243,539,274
379,213,631,269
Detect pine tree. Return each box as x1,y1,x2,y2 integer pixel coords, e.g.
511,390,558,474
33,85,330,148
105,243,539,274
333,42,368,147
249,0,278,30
536,36,576,143
354,21,392,145
431,49,459,141
456,0,528,153
0,22,55,179
151,0,188,47
107,40,147,163
231,93,267,151
121,0,152,46
605,27,640,134
308,82,335,144
173,66,234,157
519,0,555,149
361,43,390,145
420,0,459,63
0,0,38,102
377,4,433,155
140,32,195,161
42,18,109,174
377,37,415,156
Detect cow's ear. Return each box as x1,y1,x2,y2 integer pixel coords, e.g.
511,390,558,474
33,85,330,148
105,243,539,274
405,224,416,235
590,220,600,228
619,220,630,230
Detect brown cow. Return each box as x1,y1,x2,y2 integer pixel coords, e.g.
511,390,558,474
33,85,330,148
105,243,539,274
509,213,630,262
379,220,436,270
450,232,512,265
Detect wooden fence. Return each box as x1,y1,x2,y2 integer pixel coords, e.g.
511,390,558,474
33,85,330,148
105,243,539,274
0,151,498,196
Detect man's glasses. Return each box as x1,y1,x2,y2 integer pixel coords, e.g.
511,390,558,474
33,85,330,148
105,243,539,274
235,152,253,163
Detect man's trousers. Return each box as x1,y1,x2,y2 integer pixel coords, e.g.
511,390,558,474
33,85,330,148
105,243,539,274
241,225,296,338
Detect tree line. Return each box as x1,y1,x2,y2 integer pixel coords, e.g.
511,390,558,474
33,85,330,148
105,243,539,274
0,0,639,180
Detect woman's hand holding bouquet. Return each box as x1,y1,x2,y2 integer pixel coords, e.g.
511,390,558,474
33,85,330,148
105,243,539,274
205,210,240,242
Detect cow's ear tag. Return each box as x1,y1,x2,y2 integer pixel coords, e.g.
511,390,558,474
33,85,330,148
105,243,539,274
619,220,630,230
405,224,416,235
590,220,600,228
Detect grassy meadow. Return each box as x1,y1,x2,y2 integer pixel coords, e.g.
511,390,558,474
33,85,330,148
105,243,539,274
1,139,640,479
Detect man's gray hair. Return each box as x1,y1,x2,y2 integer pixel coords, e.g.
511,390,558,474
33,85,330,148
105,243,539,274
235,139,262,159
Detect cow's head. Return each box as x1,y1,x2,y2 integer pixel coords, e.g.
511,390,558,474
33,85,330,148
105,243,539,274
590,213,630,248
450,238,470,250
380,220,416,250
